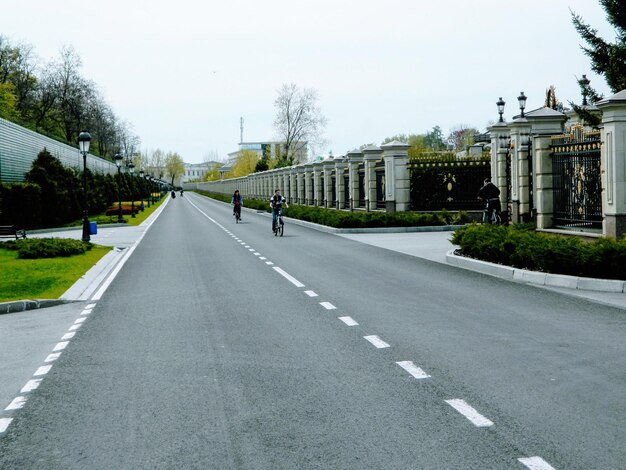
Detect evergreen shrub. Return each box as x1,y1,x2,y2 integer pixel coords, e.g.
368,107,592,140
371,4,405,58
451,224,626,280
1,238,93,259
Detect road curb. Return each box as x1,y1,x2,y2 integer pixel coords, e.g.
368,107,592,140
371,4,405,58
446,250,626,293
0,299,74,315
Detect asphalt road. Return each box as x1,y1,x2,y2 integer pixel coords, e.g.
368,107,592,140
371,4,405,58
1,192,625,469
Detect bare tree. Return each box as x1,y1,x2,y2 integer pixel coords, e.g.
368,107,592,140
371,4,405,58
273,83,327,167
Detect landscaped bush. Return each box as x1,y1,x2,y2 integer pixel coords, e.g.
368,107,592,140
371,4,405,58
1,238,93,259
194,190,470,228
451,224,626,280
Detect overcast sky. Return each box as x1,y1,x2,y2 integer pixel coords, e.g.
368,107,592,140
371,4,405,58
2,0,616,163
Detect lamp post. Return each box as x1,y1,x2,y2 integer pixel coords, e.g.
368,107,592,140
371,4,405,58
140,169,150,208
496,97,505,123
517,92,527,118
128,162,136,218
115,153,124,223
78,131,92,242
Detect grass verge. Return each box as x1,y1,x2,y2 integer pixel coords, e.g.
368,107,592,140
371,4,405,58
0,244,112,303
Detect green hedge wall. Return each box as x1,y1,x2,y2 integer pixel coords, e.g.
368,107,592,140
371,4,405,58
451,224,626,280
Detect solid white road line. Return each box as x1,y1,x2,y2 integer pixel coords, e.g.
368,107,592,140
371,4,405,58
21,379,43,393
338,316,359,326
320,302,336,310
5,396,26,411
517,457,556,470
273,267,305,287
396,361,431,379
363,335,390,348
34,365,52,376
445,399,494,427
304,290,318,297
0,418,12,433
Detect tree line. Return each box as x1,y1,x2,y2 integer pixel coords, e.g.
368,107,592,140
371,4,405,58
0,37,187,185
0,148,160,230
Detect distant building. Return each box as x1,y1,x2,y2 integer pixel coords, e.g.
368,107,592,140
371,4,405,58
181,161,219,183
228,141,308,164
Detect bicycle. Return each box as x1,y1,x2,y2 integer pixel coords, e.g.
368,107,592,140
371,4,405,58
272,208,284,237
233,207,241,223
482,198,501,225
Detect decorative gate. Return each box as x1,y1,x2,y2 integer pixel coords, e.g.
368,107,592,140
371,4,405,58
550,124,602,230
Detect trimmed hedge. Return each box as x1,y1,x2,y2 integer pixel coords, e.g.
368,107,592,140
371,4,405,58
1,238,93,259
194,190,470,228
451,224,626,280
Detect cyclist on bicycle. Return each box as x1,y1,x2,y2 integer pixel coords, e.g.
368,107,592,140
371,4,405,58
270,189,288,232
231,190,243,220
478,177,501,224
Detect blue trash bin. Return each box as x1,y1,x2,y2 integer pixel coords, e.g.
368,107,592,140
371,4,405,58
89,221,97,235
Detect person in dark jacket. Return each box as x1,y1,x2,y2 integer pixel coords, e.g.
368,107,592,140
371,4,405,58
478,177,501,224
231,190,243,220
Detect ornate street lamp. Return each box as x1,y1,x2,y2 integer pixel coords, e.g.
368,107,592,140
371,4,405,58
496,97,505,123
128,162,136,218
114,153,124,223
517,92,527,118
78,131,92,242
139,169,150,208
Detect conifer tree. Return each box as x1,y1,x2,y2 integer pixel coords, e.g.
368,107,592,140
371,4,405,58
571,0,626,125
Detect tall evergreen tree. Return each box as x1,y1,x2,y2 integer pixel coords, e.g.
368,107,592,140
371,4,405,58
571,1,626,126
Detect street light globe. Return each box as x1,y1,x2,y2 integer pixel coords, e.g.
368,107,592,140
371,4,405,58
115,153,123,167
78,131,92,153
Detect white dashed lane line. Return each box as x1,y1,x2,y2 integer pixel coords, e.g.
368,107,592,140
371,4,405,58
52,341,69,352
5,397,26,411
396,361,431,379
445,399,494,428
273,267,305,287
304,290,318,297
517,456,556,470
319,302,336,310
363,335,390,349
20,379,42,393
338,316,359,326
33,365,52,377
0,418,12,433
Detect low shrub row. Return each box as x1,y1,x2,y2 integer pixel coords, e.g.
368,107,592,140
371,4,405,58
1,238,93,259
451,224,626,280
194,190,469,228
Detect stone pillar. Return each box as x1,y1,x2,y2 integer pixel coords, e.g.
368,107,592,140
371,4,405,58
335,158,348,210
526,108,567,229
380,140,410,212
289,168,297,205
362,146,381,211
346,149,363,211
508,118,531,222
304,163,314,205
297,166,305,204
488,122,510,216
323,159,335,208
313,162,323,206
597,90,626,238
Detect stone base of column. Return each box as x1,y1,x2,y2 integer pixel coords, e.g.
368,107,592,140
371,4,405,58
604,214,626,238
385,201,396,213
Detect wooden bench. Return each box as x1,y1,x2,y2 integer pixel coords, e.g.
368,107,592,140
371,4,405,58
0,225,27,239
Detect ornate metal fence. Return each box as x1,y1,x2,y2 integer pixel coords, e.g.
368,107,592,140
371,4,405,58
408,159,490,211
550,125,602,230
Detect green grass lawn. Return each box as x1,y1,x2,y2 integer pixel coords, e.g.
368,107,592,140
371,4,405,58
65,195,165,228
0,244,112,302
